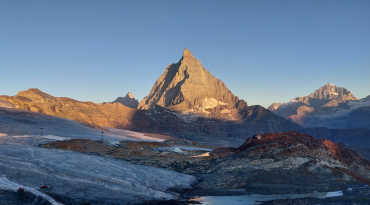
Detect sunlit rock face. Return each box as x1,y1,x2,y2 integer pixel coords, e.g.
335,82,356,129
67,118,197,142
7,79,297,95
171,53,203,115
138,48,245,120
0,88,159,132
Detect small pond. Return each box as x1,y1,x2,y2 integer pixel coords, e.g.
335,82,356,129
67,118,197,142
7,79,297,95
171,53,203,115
189,191,343,205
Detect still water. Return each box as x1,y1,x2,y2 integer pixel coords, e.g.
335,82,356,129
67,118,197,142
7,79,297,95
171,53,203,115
189,191,343,205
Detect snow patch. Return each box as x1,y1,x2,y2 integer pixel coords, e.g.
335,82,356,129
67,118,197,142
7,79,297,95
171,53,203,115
38,135,70,141
104,127,165,142
173,146,213,151
157,147,184,153
200,98,228,109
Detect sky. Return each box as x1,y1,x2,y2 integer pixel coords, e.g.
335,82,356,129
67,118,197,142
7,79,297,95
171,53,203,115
0,0,369,108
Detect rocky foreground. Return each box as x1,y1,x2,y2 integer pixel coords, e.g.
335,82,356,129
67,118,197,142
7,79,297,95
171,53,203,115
41,131,370,203
1,131,370,204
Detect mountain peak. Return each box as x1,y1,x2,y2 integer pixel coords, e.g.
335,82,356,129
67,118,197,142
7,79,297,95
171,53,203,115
182,48,194,59
113,92,139,109
309,83,356,100
126,92,134,99
138,49,243,119
17,88,57,102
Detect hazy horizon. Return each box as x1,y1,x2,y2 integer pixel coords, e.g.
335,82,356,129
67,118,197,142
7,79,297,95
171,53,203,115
1,1,369,108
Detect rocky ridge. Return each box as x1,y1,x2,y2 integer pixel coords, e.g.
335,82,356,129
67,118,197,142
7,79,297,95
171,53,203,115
0,88,159,132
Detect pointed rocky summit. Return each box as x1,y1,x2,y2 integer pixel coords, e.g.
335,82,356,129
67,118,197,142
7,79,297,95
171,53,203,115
113,92,139,109
138,48,246,119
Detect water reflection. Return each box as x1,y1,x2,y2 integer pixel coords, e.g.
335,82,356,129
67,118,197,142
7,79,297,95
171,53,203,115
189,191,343,205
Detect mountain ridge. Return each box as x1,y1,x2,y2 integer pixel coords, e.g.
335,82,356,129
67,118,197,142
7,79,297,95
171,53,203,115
0,88,160,132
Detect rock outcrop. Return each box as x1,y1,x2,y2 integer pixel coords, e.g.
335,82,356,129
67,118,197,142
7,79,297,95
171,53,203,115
198,131,370,192
138,48,244,120
112,92,139,109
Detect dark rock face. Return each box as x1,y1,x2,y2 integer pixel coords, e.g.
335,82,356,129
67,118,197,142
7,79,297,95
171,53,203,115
112,92,139,109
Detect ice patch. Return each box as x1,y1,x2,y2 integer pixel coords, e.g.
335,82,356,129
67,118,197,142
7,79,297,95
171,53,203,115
173,146,213,151
38,135,70,141
190,191,343,205
158,147,184,153
110,141,121,146
200,98,228,109
313,100,370,120
104,127,165,142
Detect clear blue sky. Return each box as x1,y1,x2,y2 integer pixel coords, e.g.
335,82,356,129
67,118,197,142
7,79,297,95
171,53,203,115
1,0,369,108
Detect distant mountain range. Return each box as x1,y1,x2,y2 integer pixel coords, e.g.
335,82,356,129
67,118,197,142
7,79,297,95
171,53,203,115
0,49,369,147
0,49,302,146
268,83,370,130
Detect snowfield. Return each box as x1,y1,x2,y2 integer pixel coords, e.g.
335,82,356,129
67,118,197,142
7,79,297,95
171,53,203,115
0,143,197,204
